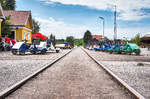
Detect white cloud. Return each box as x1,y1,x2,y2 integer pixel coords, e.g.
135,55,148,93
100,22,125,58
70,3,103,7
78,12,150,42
39,0,150,21
35,17,90,39
35,17,150,39
39,0,54,5
118,10,149,21
94,27,149,40
108,28,149,40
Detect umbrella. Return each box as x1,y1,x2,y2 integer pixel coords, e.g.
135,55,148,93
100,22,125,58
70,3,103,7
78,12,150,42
32,33,48,40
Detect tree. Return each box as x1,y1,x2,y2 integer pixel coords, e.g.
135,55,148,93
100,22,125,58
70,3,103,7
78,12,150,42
1,0,16,10
1,15,12,37
104,36,109,41
74,38,83,46
129,34,141,46
56,39,65,44
66,36,74,46
32,19,40,34
135,34,141,46
0,0,6,9
50,34,56,46
83,30,92,46
0,0,15,37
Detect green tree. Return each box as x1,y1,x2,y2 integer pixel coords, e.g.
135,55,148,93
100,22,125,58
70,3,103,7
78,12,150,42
135,34,141,46
83,30,92,46
32,19,40,34
0,0,16,10
74,38,83,46
104,36,109,41
56,39,65,44
129,34,141,46
1,15,12,37
50,34,56,46
66,36,74,46
0,0,15,37
0,0,6,9
4,0,16,10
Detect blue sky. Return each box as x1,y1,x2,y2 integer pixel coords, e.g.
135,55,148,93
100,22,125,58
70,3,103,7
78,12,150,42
16,0,150,39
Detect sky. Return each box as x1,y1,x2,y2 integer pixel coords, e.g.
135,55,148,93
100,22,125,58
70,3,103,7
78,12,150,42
16,0,150,39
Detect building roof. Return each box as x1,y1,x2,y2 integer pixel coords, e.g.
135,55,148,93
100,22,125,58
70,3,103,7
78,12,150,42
4,10,31,26
143,34,150,38
92,35,103,41
141,34,150,41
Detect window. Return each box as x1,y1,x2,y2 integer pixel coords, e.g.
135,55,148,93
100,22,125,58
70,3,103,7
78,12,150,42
24,32,26,40
10,31,15,39
28,32,30,40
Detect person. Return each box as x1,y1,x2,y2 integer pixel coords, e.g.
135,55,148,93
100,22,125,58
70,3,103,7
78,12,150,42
4,36,11,51
5,36,11,45
11,39,16,45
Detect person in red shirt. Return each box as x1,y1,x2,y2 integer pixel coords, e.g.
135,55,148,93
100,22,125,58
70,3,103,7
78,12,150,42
11,39,16,45
5,36,11,45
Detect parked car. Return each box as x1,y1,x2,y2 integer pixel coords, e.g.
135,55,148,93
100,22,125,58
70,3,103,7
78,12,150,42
47,42,60,53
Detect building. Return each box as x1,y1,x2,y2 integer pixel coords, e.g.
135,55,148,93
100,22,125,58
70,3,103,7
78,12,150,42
90,35,103,48
3,10,33,43
0,4,5,37
141,34,150,48
92,35,103,41
92,35,103,45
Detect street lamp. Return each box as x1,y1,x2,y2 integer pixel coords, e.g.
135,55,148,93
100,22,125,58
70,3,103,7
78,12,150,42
114,5,117,40
99,16,105,38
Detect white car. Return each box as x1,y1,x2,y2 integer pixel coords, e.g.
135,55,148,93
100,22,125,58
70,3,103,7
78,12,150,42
47,42,60,53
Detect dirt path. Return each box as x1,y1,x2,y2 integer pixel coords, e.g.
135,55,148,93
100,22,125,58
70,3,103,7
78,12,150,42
7,48,132,99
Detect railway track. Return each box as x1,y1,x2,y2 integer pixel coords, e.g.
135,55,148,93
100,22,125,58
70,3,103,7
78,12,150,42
0,49,73,99
0,48,145,99
82,48,145,99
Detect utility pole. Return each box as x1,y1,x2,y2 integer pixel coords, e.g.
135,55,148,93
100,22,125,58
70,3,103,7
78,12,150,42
99,17,105,38
114,5,117,40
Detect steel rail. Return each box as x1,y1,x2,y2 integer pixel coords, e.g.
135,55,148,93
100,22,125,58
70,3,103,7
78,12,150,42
0,49,73,99
82,48,145,99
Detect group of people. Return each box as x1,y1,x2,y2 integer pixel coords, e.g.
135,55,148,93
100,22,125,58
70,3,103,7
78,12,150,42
0,36,16,51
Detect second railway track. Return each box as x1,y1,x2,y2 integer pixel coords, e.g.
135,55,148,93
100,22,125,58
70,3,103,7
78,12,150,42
82,48,145,99
0,48,145,99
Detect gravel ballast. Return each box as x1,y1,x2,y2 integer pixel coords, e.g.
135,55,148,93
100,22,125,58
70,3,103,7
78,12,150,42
0,50,70,92
7,48,132,99
85,49,150,99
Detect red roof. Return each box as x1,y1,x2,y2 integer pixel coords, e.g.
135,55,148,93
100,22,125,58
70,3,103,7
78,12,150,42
4,10,30,26
92,35,103,41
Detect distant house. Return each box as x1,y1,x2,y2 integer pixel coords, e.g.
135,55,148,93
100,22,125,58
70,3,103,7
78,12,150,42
141,34,150,48
92,35,103,44
92,35,103,41
0,4,5,37
4,10,33,43
90,35,103,48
